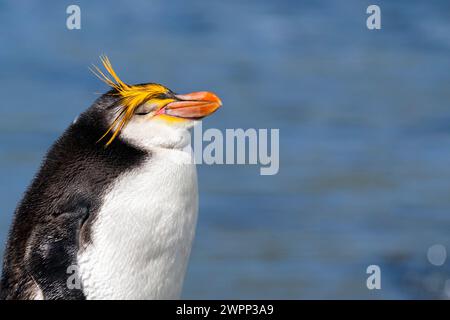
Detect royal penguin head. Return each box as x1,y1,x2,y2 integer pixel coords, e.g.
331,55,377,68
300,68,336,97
88,56,222,149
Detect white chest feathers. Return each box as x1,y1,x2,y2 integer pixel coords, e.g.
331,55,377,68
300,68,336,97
77,148,198,299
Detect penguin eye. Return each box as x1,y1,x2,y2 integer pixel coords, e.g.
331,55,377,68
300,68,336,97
135,102,158,115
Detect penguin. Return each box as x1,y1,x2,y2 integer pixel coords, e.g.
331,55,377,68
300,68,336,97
0,56,222,300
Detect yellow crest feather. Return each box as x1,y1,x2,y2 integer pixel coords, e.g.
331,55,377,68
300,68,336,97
91,55,169,146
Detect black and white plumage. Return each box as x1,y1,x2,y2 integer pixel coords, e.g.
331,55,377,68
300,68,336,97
0,60,222,300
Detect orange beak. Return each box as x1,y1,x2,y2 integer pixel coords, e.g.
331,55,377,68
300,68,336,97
158,91,222,119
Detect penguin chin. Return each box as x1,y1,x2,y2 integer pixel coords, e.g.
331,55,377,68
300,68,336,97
119,117,195,150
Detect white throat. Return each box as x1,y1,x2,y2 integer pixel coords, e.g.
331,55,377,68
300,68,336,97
121,116,195,150
78,121,199,299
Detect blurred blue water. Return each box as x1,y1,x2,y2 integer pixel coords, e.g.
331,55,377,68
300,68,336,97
1,0,450,299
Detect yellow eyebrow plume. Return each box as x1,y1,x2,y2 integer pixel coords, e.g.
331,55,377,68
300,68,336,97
90,55,168,146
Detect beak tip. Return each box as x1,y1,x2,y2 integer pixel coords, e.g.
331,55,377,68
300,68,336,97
207,92,222,109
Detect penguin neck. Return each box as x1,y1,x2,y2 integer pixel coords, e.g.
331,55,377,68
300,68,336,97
119,119,194,151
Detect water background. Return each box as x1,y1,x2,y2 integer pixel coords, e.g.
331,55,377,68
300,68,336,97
1,0,450,299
